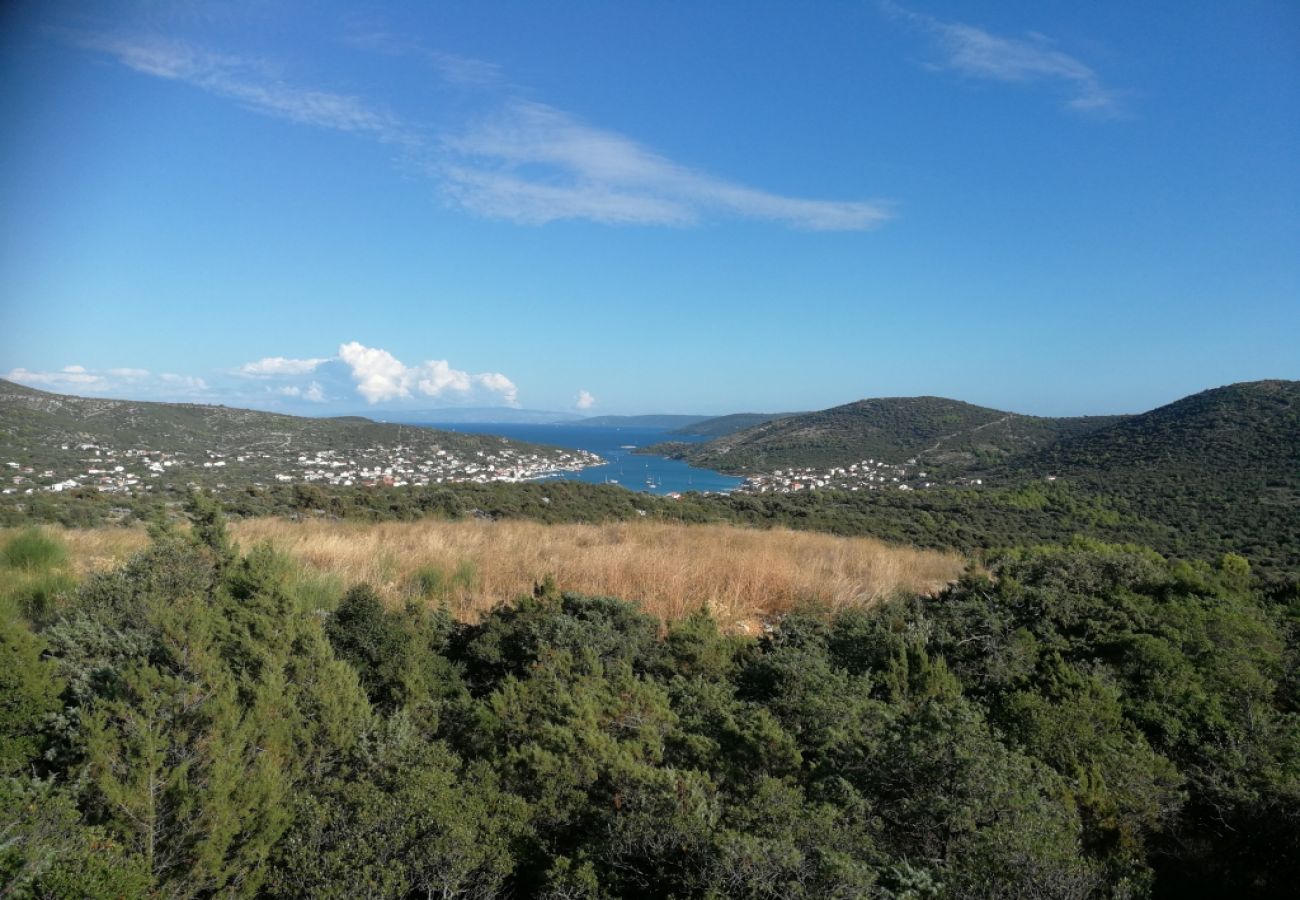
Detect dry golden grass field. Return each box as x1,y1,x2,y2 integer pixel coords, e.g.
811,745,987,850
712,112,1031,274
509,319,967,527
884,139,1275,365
3,519,965,630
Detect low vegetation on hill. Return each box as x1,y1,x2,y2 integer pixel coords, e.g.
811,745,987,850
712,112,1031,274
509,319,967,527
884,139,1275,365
2,502,1295,897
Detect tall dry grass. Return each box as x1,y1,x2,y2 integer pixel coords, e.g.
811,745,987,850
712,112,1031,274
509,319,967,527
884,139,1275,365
235,518,962,628
9,519,964,629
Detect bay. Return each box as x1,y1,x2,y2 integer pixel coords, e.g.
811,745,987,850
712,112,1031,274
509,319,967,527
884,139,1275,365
416,422,743,496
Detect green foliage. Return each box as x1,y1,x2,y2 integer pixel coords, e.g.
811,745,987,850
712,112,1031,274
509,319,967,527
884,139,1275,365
325,584,416,712
455,590,661,690
0,615,62,777
0,528,77,625
185,489,237,566
8,501,1297,897
0,777,150,898
2,527,68,570
915,542,1300,894
266,714,526,899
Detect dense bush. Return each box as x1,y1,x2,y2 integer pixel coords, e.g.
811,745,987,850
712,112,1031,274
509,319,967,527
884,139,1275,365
1,505,1296,897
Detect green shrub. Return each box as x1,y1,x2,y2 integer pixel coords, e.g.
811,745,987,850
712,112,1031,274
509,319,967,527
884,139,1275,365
1,527,67,571
291,570,345,614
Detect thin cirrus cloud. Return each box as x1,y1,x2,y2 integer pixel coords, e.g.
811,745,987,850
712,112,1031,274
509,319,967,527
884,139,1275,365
443,100,890,229
70,32,416,145
5,365,108,391
71,31,889,230
5,365,207,396
881,2,1125,116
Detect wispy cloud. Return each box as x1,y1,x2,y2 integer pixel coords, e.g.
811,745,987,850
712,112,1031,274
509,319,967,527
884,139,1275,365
443,101,891,229
347,31,507,88
337,341,519,407
5,365,208,398
160,373,209,392
272,380,327,402
72,32,416,144
238,355,329,377
71,32,889,230
6,365,108,391
882,2,1125,116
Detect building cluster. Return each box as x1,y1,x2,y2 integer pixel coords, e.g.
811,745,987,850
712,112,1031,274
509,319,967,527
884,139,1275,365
288,445,601,488
3,444,183,496
4,440,601,497
737,458,943,495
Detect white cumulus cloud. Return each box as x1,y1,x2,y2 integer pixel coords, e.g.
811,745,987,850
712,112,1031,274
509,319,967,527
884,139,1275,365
475,372,519,407
337,342,518,406
575,389,596,410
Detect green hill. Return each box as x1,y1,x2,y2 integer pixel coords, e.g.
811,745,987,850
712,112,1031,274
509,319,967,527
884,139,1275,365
665,396,1124,473
573,414,710,429
667,412,799,437
0,379,596,496
998,380,1300,569
1013,380,1300,478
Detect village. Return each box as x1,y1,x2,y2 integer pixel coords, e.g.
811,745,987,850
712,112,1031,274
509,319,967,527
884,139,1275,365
3,440,602,497
734,457,981,495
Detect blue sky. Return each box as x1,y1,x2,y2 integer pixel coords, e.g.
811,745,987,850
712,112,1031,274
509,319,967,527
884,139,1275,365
1,1,1296,417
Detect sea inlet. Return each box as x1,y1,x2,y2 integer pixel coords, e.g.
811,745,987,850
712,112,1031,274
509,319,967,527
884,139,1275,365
419,423,743,496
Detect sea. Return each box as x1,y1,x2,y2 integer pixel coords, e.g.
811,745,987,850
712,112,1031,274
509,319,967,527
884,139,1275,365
418,423,744,496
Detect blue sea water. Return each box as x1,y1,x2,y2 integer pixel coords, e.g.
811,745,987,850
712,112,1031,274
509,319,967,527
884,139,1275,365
420,423,744,496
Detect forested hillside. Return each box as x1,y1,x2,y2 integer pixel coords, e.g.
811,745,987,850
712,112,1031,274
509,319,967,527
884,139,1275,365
667,412,797,437
658,396,1124,473
997,380,1300,571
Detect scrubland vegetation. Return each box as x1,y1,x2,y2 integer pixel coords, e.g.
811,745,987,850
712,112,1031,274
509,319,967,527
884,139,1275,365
10,518,960,630
2,497,1297,898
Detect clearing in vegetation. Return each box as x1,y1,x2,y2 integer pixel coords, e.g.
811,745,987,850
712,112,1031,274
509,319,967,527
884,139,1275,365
2,519,964,629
